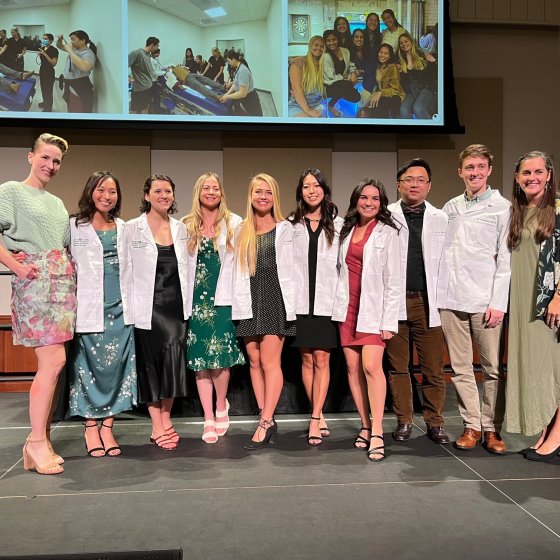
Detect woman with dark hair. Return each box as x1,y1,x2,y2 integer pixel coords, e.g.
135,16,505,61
380,9,407,52
506,151,560,461
0,27,26,71
321,29,360,118
37,33,58,112
125,175,190,450
290,169,342,444
364,43,404,118
397,32,437,119
334,16,352,49
364,12,382,57
332,178,401,462
57,29,97,112
69,171,137,457
350,29,375,112
183,47,198,73
0,133,75,475
220,50,262,116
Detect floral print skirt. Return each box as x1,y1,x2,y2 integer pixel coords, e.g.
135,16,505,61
11,249,76,347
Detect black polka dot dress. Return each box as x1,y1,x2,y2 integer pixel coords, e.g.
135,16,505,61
236,228,296,337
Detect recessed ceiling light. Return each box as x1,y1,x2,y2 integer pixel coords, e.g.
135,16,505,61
205,7,227,17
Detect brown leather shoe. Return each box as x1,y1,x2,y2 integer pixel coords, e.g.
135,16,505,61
454,428,481,450
484,431,507,455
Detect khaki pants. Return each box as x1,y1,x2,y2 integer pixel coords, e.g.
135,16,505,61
440,310,505,432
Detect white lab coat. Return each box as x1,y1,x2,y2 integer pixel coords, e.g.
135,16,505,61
70,217,132,333
292,216,344,316
332,221,401,333
437,189,511,313
124,213,190,329
231,220,296,321
184,213,242,314
389,201,448,327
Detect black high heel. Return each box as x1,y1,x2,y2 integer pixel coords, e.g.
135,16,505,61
99,419,121,457
354,427,371,449
524,444,560,462
367,434,386,462
83,421,105,457
307,416,323,446
244,418,277,450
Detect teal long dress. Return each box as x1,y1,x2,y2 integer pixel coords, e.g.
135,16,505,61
186,237,245,371
69,229,137,418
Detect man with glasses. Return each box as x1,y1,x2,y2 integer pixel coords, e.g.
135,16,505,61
437,144,511,454
386,158,450,445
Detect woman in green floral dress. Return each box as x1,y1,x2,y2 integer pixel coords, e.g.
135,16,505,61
183,173,245,443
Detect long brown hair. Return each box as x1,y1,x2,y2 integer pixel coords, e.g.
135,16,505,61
507,151,556,250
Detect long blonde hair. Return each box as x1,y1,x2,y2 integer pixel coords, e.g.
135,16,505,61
397,32,427,73
182,172,234,254
302,35,324,95
236,173,283,276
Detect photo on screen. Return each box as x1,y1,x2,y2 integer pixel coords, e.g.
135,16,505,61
0,0,123,115
287,0,442,124
127,0,282,119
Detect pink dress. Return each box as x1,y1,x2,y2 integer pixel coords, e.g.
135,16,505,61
339,220,384,347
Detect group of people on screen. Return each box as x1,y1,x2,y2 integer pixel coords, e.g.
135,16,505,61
1,133,559,477
289,10,438,119
0,27,97,113
129,37,262,116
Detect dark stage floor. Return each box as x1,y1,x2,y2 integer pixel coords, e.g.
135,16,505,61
0,390,559,559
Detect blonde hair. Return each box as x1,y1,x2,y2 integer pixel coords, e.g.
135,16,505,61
32,133,69,157
236,173,283,276
301,36,324,95
397,32,426,73
182,172,234,254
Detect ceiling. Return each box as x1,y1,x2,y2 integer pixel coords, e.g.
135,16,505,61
135,0,274,27
0,0,69,7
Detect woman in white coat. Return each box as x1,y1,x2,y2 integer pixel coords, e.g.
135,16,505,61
125,174,189,450
68,171,137,457
233,173,296,449
333,178,401,461
290,168,342,444
182,173,245,444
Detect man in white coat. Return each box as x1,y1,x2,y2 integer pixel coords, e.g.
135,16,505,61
386,158,450,445
437,144,511,454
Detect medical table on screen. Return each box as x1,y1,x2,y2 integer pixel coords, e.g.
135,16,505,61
157,80,230,116
0,76,36,112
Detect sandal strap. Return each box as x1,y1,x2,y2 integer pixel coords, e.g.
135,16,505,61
215,399,230,419
100,420,114,429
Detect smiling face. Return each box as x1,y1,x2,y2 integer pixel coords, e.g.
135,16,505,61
336,18,348,34
145,179,174,214
399,35,412,53
251,179,274,216
382,12,396,30
310,37,324,58
199,176,222,211
301,174,325,212
325,33,338,52
27,143,63,186
366,14,379,31
92,177,119,215
459,156,492,197
357,185,381,224
378,45,391,64
353,30,364,49
515,157,551,206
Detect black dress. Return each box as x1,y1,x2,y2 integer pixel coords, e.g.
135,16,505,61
135,244,188,403
236,228,296,337
39,45,58,112
292,220,339,349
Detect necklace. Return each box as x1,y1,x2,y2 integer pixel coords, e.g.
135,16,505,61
305,216,320,223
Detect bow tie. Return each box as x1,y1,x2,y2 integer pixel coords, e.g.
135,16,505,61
402,204,424,215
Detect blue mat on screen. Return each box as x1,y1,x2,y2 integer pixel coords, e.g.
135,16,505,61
0,77,36,112
159,83,229,116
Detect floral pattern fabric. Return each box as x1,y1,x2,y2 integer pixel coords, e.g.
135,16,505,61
535,197,560,319
68,229,137,418
186,237,245,371
11,249,76,347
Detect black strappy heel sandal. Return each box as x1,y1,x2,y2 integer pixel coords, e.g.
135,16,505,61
354,427,371,449
99,420,121,457
307,416,323,446
83,421,105,457
367,434,386,462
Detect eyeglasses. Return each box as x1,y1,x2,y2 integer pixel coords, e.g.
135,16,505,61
399,177,430,187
